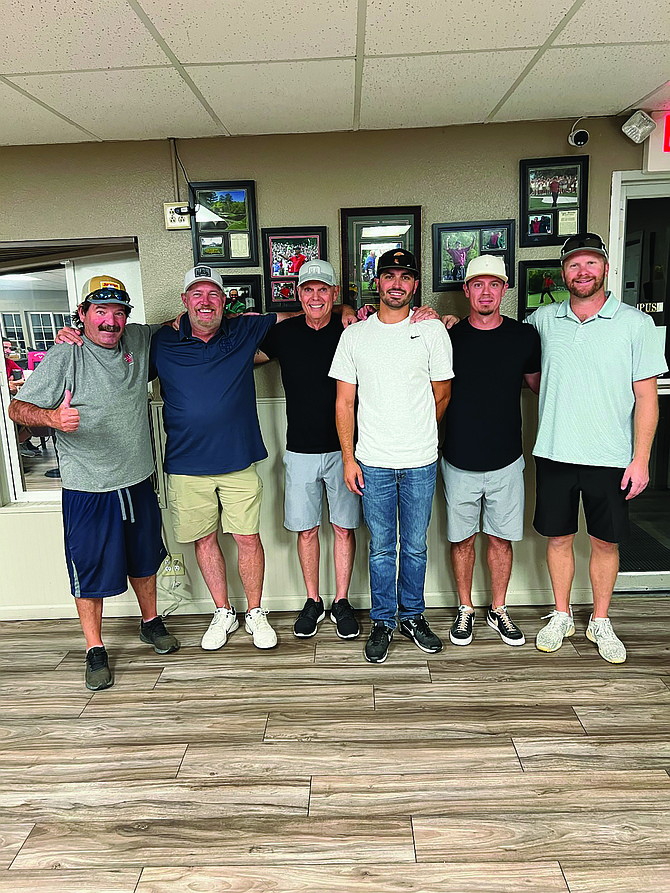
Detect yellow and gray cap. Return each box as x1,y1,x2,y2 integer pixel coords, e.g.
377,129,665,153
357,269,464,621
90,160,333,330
81,275,132,309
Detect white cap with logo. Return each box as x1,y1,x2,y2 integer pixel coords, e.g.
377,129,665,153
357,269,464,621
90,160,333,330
464,254,508,284
297,259,336,287
184,265,223,291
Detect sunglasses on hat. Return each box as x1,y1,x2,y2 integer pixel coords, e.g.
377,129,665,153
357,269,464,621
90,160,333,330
560,233,608,261
85,286,131,304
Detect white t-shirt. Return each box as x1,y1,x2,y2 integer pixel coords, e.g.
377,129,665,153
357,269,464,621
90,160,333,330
329,313,454,469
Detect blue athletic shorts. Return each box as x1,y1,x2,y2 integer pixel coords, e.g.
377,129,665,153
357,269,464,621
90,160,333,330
62,477,167,598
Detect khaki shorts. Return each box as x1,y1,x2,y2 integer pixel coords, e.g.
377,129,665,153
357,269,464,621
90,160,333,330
167,466,263,543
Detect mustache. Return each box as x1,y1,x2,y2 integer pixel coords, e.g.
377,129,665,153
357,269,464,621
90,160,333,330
98,324,121,332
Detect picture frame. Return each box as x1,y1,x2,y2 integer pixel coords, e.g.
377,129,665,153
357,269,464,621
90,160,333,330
189,180,259,267
219,275,262,315
431,219,515,292
340,206,422,308
519,156,589,247
261,226,328,312
518,260,567,319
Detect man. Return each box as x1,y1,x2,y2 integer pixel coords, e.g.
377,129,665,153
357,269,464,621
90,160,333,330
529,234,667,663
8,276,179,691
441,255,541,648
255,260,362,640
446,236,476,281
4,339,24,394
550,177,560,207
331,249,454,663
287,247,307,275
150,266,285,651
540,273,556,304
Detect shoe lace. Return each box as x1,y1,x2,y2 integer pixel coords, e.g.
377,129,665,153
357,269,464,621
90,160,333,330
413,614,431,634
250,609,271,630
146,616,169,637
87,648,107,671
591,617,616,639
370,622,388,643
493,606,516,633
334,599,354,617
455,605,473,632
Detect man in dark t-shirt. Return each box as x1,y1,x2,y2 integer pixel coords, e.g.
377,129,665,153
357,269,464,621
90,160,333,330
257,259,362,641
441,255,541,649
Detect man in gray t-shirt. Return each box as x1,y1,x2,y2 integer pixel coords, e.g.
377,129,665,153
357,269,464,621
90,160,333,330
8,275,179,692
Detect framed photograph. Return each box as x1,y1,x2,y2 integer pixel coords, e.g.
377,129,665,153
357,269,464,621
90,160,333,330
518,260,568,319
219,275,262,314
519,156,588,247
432,219,515,291
261,226,327,312
340,206,422,308
190,180,258,267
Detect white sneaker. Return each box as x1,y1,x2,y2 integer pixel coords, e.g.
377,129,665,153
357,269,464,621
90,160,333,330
201,606,239,650
535,610,575,652
245,608,277,649
586,615,627,664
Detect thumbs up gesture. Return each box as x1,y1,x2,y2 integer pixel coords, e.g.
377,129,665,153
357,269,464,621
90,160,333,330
52,389,80,432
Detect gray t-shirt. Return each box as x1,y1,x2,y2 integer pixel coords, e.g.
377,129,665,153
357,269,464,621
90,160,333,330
17,325,155,492
329,313,454,469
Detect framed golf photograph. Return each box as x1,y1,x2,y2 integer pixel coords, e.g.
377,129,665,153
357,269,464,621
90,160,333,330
518,260,567,319
219,275,262,314
519,156,588,247
261,226,328,312
340,206,422,308
190,180,259,266
432,219,515,291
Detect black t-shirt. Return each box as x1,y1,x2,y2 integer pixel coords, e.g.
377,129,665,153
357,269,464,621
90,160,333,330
260,315,343,453
442,316,541,471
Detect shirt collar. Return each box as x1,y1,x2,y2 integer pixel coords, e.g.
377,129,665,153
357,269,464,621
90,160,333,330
178,314,228,342
558,290,618,322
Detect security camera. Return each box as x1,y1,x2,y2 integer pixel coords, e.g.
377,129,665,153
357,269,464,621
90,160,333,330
568,129,589,147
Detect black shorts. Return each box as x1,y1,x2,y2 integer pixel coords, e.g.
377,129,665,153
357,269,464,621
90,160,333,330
533,457,630,544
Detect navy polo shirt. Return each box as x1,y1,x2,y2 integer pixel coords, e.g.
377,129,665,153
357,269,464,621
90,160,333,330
150,313,277,475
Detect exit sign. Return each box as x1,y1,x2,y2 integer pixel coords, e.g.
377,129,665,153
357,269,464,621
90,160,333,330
644,112,670,171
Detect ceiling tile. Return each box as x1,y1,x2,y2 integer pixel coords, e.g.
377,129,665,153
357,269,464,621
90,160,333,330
631,81,670,111
556,0,670,45
8,70,221,140
0,81,92,146
359,51,535,129
141,0,357,63
364,0,574,55
187,60,355,134
493,44,670,121
0,0,168,74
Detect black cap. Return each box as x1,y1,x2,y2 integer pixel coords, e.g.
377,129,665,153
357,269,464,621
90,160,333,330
376,248,420,277
560,232,608,264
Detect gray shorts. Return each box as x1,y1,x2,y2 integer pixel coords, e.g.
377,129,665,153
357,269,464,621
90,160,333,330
441,455,525,543
283,450,362,532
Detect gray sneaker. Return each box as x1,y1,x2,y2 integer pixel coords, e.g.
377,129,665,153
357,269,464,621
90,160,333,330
140,616,180,654
535,610,575,653
586,615,626,664
85,646,113,691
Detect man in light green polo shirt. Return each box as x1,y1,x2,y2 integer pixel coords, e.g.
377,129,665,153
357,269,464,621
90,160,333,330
527,233,667,664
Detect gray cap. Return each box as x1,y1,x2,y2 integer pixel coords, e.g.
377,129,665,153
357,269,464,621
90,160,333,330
298,259,336,287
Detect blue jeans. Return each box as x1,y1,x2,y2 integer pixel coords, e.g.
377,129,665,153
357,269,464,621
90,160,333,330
359,461,437,630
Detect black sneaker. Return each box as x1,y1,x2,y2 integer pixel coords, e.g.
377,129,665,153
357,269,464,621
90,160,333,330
450,605,475,646
486,605,525,646
293,597,325,637
140,616,180,654
364,621,393,663
85,646,113,691
330,599,360,639
399,614,443,653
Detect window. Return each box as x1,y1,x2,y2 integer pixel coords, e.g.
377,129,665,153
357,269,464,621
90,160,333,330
1,312,27,359
27,311,67,351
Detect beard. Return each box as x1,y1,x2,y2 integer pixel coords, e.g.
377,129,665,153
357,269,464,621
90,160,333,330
567,272,605,299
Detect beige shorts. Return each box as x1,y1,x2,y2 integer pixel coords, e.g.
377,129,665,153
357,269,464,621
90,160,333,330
167,466,263,543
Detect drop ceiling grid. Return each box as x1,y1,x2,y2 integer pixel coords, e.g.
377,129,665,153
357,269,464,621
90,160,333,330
0,79,93,146
186,60,356,135
6,69,222,141
138,0,359,63
557,0,670,45
0,0,171,73
492,43,670,122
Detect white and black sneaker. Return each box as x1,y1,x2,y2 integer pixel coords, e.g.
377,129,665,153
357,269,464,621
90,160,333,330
450,605,475,646
293,597,325,638
399,614,443,653
364,621,393,663
486,605,525,646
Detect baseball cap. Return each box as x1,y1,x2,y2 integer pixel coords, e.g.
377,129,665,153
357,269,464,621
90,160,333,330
297,258,336,287
560,233,608,264
376,249,420,277
464,255,508,284
183,265,224,291
81,275,133,309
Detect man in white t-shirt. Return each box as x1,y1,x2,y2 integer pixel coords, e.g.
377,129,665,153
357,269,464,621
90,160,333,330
330,249,454,663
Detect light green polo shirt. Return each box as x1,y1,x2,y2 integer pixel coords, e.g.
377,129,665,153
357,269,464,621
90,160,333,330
526,293,667,468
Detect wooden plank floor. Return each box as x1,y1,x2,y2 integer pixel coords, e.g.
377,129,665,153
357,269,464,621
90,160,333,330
0,598,669,891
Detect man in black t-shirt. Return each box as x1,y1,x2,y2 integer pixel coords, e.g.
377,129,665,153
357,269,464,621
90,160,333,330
257,260,363,641
441,255,541,648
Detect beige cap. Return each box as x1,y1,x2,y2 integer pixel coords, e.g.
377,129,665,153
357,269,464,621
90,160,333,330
464,254,508,284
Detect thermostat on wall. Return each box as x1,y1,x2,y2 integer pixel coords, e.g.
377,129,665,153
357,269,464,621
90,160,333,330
163,202,191,230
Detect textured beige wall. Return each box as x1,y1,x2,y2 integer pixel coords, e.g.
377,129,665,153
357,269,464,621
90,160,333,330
0,117,641,396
